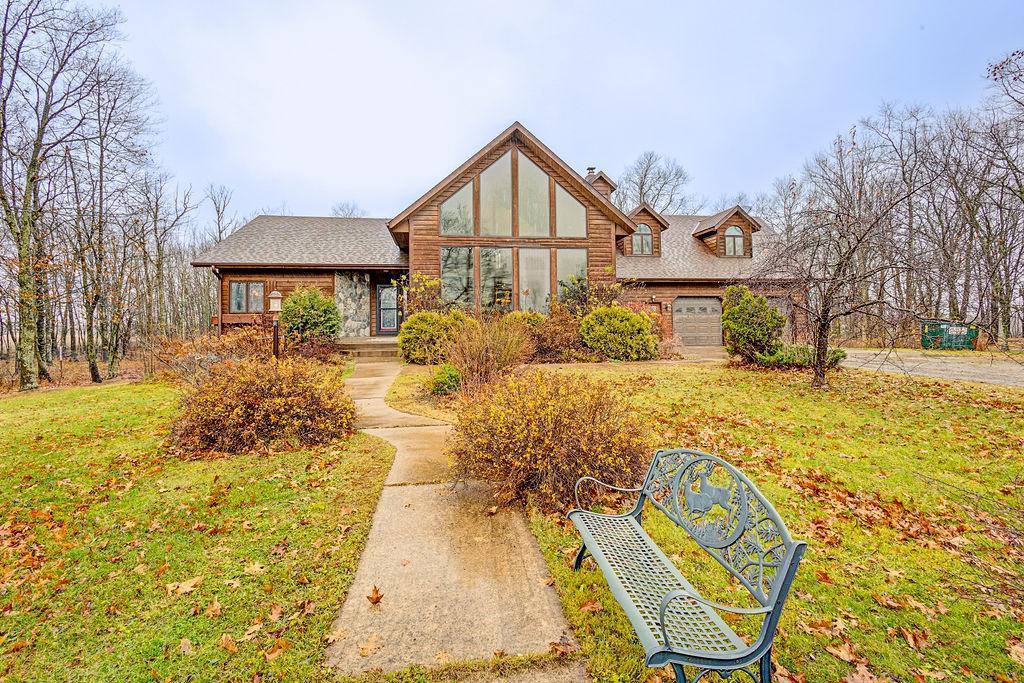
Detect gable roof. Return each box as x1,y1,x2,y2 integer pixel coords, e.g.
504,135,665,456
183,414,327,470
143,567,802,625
691,204,762,237
584,170,618,191
629,202,670,230
191,215,407,268
388,121,636,233
617,214,784,281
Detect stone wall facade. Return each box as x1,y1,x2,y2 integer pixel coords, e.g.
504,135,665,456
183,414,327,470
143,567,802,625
334,271,371,337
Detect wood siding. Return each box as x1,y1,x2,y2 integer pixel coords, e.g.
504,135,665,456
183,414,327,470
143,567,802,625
620,206,663,257
703,213,755,258
219,269,334,325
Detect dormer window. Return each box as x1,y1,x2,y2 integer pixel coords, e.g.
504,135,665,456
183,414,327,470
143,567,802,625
632,223,653,255
725,226,744,256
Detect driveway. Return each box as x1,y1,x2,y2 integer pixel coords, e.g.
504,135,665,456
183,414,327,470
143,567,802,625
841,349,1024,388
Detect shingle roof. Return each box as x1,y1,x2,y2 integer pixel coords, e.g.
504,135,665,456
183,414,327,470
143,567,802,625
191,215,407,268
616,215,784,281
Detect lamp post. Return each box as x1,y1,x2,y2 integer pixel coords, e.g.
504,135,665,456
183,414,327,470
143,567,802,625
269,290,283,358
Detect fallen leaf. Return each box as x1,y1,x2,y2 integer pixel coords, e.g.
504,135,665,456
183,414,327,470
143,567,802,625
133,563,148,575
244,562,266,575
1008,638,1024,666
549,633,578,655
579,599,603,613
268,604,283,622
358,632,380,656
871,593,902,609
239,623,262,642
205,597,222,618
435,649,451,664
825,640,862,664
367,586,384,606
179,638,194,655
218,633,238,653
486,505,499,516
166,575,203,595
843,664,878,683
224,579,241,589
264,638,290,662
324,627,347,644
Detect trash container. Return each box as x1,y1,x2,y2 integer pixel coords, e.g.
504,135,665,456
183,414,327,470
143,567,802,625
920,319,979,350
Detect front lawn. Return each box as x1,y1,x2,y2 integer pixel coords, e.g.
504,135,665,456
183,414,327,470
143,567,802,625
0,381,393,682
390,362,1024,681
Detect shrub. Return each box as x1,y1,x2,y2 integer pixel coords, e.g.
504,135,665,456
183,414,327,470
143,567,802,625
393,273,447,315
558,276,625,317
503,310,546,329
397,310,477,364
445,316,534,393
448,369,652,512
533,304,594,362
753,344,847,369
280,286,342,342
721,285,786,363
157,326,272,385
431,363,462,396
170,357,355,454
580,305,659,361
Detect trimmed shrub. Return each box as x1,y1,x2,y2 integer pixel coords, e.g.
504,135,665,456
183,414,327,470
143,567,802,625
170,357,355,454
503,310,546,329
431,363,462,396
558,275,624,317
448,369,652,512
753,344,847,369
280,286,342,342
397,310,477,365
580,305,659,361
445,316,534,394
721,285,786,363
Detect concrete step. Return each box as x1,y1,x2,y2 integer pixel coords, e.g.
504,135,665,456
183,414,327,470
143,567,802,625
338,339,400,358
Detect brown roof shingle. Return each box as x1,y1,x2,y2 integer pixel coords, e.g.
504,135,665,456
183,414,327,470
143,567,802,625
191,215,407,268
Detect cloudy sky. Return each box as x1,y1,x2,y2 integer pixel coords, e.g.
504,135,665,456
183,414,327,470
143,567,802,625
108,0,1023,226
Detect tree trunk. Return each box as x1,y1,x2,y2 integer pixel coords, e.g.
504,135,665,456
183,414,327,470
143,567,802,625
811,319,831,389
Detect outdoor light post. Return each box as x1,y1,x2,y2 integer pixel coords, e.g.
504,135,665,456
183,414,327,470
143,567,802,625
269,290,283,358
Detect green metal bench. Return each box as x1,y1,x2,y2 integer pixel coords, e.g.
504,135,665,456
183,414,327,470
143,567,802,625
569,448,806,683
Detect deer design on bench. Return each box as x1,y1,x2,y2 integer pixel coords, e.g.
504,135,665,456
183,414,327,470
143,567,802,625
569,449,806,683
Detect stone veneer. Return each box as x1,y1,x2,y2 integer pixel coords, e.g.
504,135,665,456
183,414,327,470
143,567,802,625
334,271,371,337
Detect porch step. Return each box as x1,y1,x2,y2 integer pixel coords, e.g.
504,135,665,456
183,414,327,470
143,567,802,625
338,338,400,359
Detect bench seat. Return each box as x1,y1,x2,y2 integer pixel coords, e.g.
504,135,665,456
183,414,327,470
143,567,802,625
568,509,746,663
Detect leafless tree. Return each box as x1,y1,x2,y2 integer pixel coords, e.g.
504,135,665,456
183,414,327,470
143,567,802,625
612,151,700,214
330,200,365,218
205,183,239,241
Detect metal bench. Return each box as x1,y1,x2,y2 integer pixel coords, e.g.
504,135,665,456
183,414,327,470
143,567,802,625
569,448,806,683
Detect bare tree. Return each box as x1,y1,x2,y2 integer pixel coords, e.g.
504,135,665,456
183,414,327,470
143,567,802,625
612,151,700,214
205,183,239,241
330,200,365,217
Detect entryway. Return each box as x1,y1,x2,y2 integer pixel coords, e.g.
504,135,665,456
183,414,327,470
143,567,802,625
672,296,723,345
376,284,400,335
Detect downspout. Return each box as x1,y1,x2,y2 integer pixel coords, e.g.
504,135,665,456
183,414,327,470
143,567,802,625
212,266,223,337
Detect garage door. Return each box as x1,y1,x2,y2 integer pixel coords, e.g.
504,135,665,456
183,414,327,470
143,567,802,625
672,297,722,345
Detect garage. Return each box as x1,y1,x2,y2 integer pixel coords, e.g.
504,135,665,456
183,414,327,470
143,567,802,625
672,296,723,345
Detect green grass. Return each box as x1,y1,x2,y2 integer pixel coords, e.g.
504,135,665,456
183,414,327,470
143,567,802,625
390,362,1024,682
0,380,394,682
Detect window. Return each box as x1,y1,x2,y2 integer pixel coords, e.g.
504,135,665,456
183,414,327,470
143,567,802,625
556,248,587,297
632,223,652,255
555,184,586,237
480,247,513,312
725,225,744,256
441,183,473,235
518,154,549,236
440,247,474,306
480,151,512,236
229,281,264,313
518,248,550,313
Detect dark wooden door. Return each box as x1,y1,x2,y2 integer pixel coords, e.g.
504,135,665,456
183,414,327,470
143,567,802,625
377,284,400,335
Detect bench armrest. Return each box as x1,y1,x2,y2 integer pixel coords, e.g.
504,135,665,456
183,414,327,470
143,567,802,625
658,588,772,650
573,476,643,511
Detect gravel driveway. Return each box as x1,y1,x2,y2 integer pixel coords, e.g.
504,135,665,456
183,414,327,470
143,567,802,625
841,349,1024,388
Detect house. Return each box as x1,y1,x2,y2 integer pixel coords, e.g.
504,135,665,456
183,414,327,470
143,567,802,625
192,122,798,345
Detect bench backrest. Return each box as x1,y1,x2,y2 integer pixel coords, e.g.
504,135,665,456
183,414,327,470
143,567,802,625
640,448,800,607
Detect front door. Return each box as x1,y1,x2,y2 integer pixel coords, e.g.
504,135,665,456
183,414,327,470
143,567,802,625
376,284,400,335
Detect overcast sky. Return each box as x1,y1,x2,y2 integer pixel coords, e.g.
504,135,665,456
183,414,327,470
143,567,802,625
107,0,1023,226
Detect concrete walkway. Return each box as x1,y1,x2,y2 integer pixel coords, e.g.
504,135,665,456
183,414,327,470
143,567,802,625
842,348,1024,388
326,361,582,681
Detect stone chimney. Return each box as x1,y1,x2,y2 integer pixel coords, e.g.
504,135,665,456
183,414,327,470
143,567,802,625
585,168,616,199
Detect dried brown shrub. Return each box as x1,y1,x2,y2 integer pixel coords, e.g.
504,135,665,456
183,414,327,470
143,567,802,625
169,357,355,455
157,326,272,385
448,369,652,512
444,315,534,394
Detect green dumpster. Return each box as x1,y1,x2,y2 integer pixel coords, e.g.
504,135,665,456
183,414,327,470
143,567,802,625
920,319,979,350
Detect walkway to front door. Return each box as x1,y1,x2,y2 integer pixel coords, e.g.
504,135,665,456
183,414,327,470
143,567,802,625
325,361,586,681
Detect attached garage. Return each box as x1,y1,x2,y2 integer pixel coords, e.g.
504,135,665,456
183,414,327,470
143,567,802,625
672,296,723,345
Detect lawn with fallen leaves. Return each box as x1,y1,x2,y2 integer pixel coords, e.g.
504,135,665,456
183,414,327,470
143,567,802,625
0,380,394,682
390,362,1024,682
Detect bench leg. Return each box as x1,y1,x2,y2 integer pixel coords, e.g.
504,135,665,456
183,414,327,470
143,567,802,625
671,663,687,682
759,647,772,683
572,543,589,571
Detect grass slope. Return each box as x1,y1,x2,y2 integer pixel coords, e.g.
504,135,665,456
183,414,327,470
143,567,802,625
0,380,393,682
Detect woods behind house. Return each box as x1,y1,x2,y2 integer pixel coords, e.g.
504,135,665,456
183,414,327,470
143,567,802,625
1,0,1022,392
